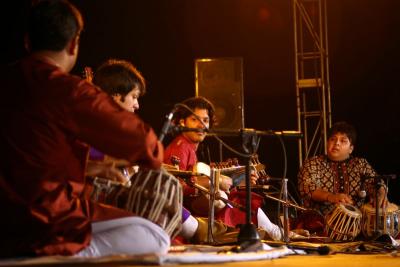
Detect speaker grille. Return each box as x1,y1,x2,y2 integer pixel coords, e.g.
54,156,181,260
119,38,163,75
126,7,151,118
195,58,244,130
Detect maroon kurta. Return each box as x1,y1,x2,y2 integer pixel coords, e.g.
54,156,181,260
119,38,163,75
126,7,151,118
0,55,163,257
164,135,198,196
164,135,262,227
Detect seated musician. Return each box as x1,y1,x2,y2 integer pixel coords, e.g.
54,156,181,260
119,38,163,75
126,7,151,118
0,1,168,258
297,122,389,230
164,96,306,241
88,59,205,243
85,58,146,183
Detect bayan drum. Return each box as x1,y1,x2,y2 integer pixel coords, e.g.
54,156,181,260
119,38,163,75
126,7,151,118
88,169,183,238
361,202,400,239
326,204,362,241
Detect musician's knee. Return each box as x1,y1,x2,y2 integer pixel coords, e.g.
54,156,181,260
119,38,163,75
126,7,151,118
81,217,170,257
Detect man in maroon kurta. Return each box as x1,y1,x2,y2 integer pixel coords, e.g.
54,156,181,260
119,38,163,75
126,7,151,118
0,1,166,257
163,97,302,241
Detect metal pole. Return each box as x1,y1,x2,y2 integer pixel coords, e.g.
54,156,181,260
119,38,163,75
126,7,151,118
207,168,216,244
282,178,290,242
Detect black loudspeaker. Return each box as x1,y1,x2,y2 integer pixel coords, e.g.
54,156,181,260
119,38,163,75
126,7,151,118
195,57,244,130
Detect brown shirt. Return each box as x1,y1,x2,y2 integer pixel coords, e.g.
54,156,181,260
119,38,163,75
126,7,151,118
298,155,376,216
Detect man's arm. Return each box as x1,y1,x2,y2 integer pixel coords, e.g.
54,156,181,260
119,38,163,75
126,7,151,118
67,80,163,169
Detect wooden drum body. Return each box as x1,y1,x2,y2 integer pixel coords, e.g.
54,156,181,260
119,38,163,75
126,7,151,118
361,203,400,239
326,204,362,241
89,169,183,239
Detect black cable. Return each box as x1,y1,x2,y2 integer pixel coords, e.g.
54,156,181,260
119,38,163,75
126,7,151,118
213,135,255,159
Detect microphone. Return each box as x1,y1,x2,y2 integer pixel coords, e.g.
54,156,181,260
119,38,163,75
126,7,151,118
286,244,330,255
270,130,303,138
158,108,176,142
358,175,367,199
360,174,395,193
158,103,209,142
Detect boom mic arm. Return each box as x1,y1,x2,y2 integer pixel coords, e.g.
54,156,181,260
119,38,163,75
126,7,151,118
169,125,208,135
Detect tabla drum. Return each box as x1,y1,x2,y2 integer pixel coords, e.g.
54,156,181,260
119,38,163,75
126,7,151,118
126,169,183,238
325,204,362,241
88,176,130,205
88,169,183,239
361,202,400,239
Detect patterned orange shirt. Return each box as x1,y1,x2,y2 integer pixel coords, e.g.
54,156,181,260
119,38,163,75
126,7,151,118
298,155,376,216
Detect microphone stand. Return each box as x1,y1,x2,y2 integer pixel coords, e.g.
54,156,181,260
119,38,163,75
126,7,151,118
363,174,396,241
282,178,290,243
236,129,261,245
207,129,303,139
374,176,382,239
207,168,217,244
372,175,392,240
209,128,302,247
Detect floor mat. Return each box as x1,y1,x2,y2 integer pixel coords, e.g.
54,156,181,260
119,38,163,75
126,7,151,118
0,243,291,266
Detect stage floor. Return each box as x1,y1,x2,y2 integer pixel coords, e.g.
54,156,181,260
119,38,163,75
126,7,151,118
1,242,399,267
158,253,399,267
1,252,398,267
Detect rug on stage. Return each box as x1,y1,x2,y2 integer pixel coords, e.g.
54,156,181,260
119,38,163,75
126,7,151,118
0,244,291,266
1,238,398,266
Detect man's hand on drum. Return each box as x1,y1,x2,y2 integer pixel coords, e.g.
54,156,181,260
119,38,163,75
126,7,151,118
328,193,353,204
86,160,129,184
312,189,353,205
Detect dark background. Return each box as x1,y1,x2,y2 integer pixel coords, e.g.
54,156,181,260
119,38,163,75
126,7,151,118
2,0,399,203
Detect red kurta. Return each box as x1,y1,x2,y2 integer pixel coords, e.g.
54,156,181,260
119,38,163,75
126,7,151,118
164,135,262,227
164,135,198,197
0,55,163,257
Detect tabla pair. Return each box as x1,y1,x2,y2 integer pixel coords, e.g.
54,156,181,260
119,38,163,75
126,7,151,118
326,203,400,241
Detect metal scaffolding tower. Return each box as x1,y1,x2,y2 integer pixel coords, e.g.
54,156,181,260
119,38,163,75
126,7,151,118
293,0,332,166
